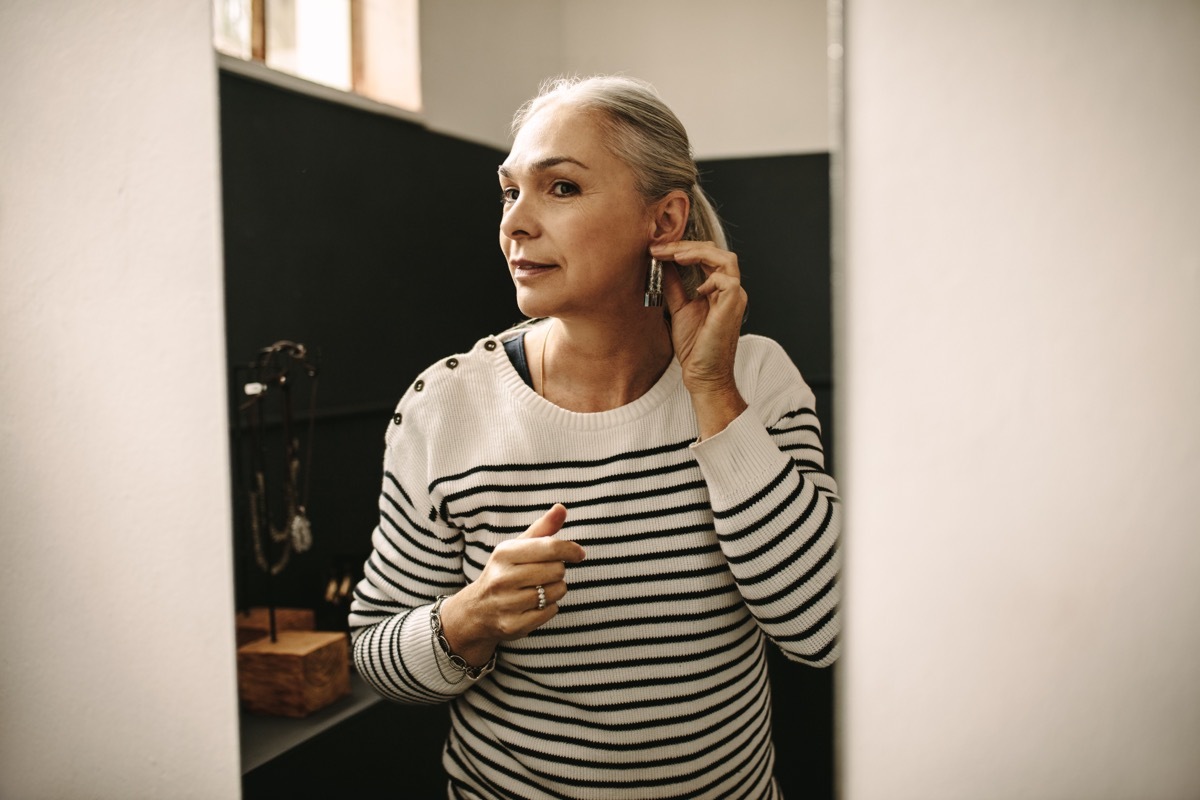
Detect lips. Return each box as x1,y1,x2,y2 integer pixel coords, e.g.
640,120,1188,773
511,259,559,278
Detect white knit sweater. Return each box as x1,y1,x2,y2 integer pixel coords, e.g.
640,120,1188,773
349,330,841,800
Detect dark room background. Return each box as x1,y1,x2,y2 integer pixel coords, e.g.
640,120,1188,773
221,70,834,798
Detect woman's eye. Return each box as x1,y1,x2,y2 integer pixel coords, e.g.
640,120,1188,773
501,187,519,204
551,181,578,197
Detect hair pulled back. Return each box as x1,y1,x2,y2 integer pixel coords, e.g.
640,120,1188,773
512,75,726,296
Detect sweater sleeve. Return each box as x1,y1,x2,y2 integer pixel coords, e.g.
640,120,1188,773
689,339,842,667
348,400,487,704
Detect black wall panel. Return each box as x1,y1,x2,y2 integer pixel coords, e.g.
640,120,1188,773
702,154,832,387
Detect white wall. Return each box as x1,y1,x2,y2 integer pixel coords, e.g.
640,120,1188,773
838,2,1200,798
0,2,241,798
421,0,563,149
561,0,828,158
421,0,828,158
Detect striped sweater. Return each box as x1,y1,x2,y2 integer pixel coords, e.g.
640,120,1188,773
349,330,841,800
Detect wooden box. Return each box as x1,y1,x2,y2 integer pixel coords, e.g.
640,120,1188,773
237,630,350,718
235,606,315,647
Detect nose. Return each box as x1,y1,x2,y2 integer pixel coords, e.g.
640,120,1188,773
500,193,537,240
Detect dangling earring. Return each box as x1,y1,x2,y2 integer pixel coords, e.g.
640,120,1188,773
644,257,663,307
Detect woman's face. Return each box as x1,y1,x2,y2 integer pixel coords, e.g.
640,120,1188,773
498,102,655,320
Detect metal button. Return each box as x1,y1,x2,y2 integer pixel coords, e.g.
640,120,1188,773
392,412,403,425
446,358,459,369
414,379,425,392
484,340,497,351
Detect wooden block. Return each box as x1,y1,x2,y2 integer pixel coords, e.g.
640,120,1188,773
237,631,350,718
235,607,315,647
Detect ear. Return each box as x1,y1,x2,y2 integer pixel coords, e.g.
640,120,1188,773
648,190,690,245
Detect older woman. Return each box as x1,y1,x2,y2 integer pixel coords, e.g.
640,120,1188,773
349,75,841,799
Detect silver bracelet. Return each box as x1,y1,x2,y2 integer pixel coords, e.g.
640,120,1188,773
429,595,496,683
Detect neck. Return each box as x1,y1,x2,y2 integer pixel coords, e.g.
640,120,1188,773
536,311,673,413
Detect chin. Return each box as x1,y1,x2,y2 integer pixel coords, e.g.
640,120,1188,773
514,290,553,320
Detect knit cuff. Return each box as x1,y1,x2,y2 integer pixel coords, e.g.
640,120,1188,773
397,603,488,698
690,408,791,509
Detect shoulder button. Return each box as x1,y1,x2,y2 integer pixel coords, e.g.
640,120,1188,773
446,358,459,369
414,379,425,392
392,412,403,425
484,340,497,351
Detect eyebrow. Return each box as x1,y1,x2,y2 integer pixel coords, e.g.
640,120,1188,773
497,156,589,179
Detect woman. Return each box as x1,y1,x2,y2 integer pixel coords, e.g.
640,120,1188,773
349,75,841,799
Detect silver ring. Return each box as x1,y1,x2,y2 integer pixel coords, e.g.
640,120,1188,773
535,585,546,611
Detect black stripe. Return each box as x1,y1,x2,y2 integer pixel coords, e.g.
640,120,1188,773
773,604,839,643
565,541,719,570
566,562,730,592
712,459,793,520
789,632,839,664
775,407,818,423
755,573,839,627
497,623,759,681
449,477,707,522
385,471,463,544
448,485,709,534
561,583,736,614
365,550,463,594
529,598,744,639
717,471,809,548
429,437,695,494
735,502,837,589
721,480,819,563
473,649,767,725
769,421,821,437
372,521,462,576
511,613,750,656
443,458,698,510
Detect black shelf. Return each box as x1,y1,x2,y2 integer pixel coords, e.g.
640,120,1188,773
239,671,382,773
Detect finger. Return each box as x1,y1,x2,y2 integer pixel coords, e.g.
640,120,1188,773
508,560,568,588
495,536,586,568
540,580,568,606
521,580,568,613
696,273,739,302
503,532,586,566
662,261,689,313
652,241,740,278
517,503,567,540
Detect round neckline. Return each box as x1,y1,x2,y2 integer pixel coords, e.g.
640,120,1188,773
492,324,683,432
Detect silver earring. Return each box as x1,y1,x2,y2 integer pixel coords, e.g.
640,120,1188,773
644,258,663,307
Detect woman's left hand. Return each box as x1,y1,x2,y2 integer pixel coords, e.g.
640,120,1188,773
653,240,749,438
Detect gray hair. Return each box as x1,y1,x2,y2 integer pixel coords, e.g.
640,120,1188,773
512,75,726,297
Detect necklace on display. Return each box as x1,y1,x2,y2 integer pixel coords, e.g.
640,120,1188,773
243,341,318,576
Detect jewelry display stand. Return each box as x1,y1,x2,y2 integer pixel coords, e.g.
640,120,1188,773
236,606,316,647
232,341,349,718
237,630,350,718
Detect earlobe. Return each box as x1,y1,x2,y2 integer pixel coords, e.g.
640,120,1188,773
650,190,690,244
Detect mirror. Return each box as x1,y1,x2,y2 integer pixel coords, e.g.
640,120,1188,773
221,2,838,797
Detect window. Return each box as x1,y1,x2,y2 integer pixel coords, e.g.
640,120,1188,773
213,0,421,113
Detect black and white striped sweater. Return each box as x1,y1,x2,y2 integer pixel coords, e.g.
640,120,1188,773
349,330,841,799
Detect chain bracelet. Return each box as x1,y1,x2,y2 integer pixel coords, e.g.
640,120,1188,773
429,595,497,683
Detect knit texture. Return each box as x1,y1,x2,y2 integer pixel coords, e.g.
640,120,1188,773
349,330,841,800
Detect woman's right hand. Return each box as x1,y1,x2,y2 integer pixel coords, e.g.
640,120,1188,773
438,504,585,667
